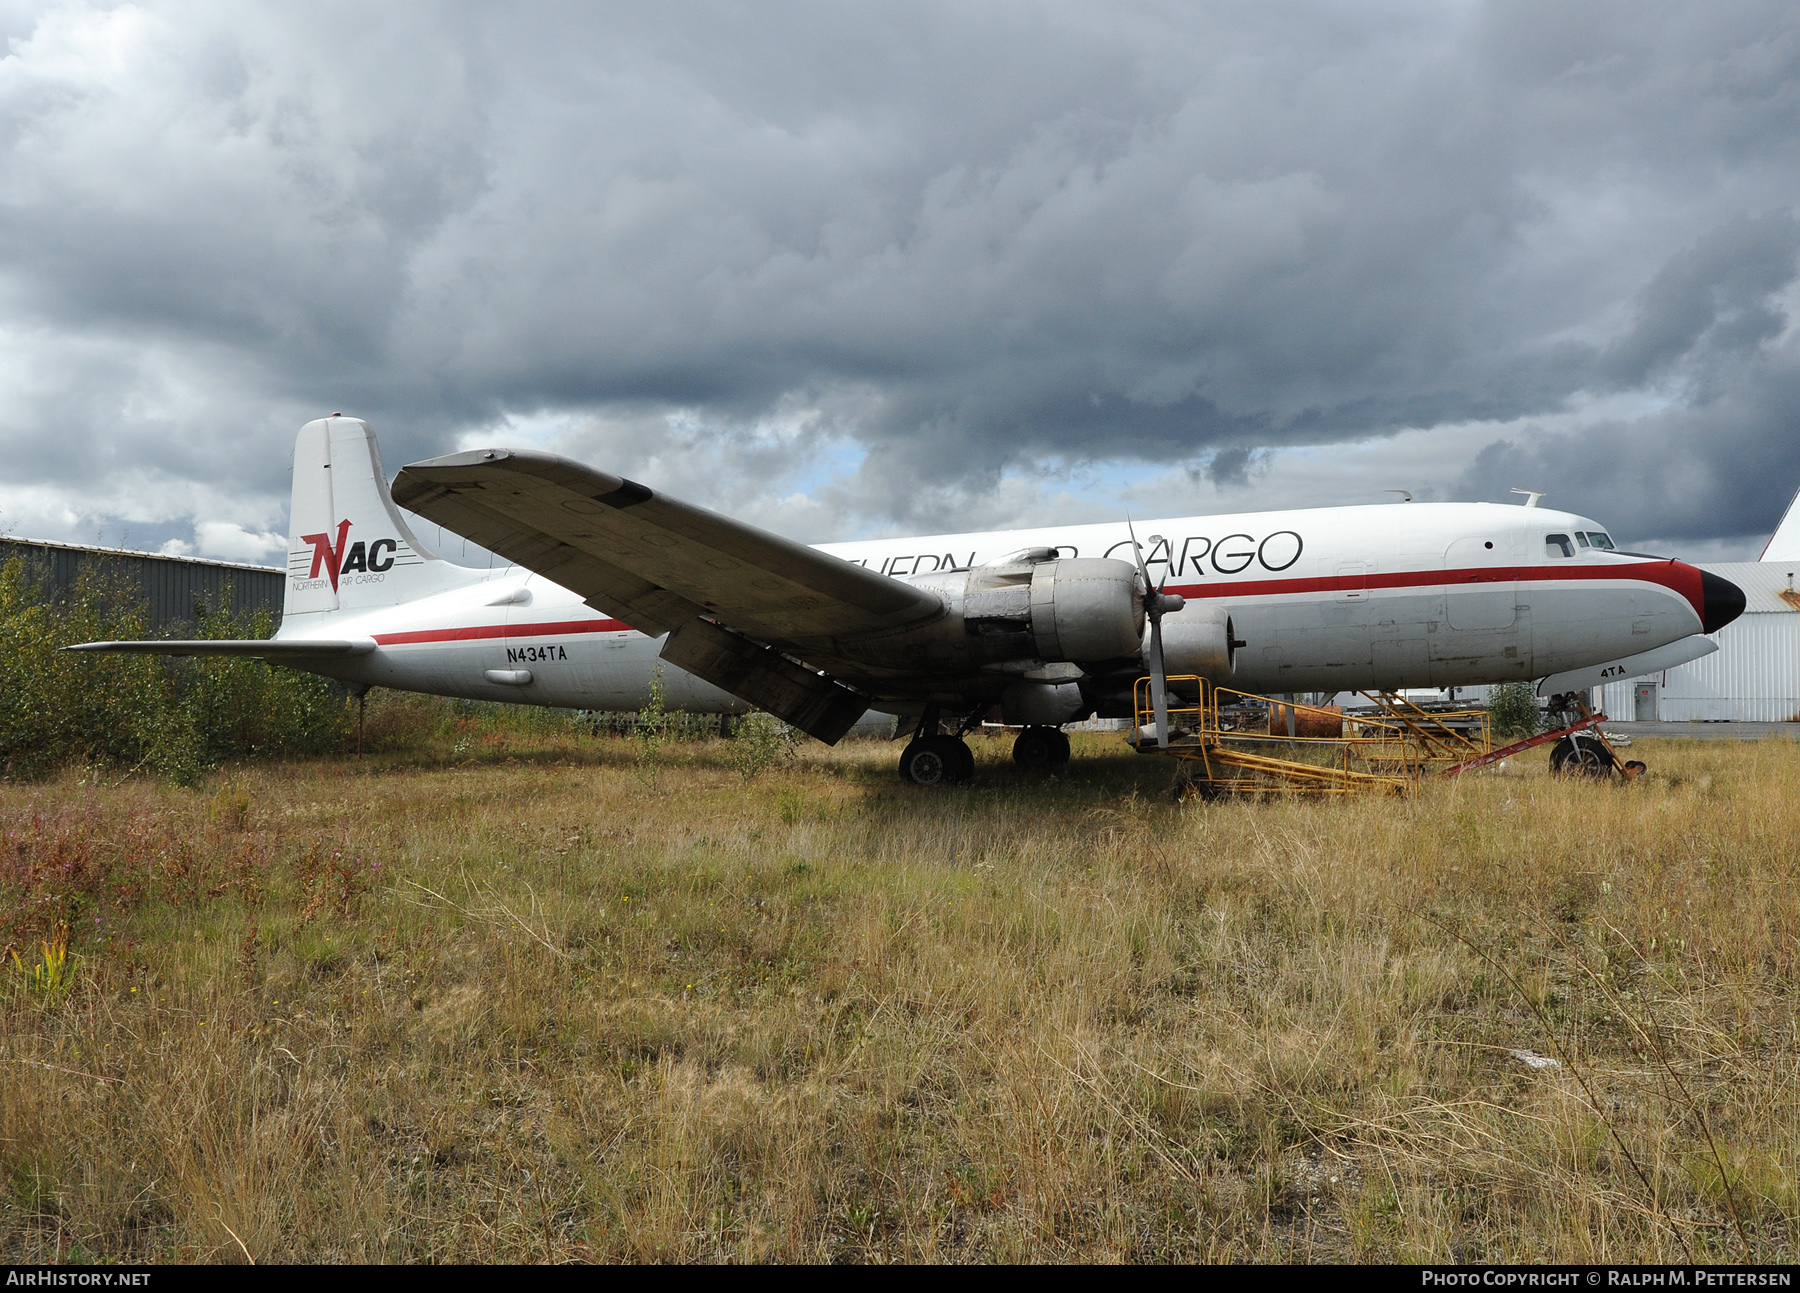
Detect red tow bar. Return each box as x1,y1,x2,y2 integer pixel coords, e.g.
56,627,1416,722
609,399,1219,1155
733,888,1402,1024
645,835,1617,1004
1442,712,1611,777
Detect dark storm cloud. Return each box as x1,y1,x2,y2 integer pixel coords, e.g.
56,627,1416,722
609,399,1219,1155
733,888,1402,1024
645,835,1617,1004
1457,211,1800,542
0,0,1797,552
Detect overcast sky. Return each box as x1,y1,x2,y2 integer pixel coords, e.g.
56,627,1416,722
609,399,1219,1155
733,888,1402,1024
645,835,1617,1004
0,0,1797,564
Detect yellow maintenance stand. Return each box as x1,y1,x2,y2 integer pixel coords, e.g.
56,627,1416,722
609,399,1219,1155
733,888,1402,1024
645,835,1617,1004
1132,676,1495,798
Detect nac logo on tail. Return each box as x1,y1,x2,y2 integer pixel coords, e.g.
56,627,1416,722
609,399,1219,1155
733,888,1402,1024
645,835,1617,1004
296,520,399,591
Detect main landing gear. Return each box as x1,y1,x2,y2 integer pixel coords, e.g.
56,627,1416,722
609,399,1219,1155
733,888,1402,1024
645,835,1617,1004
898,733,975,786
1011,725,1071,769
897,710,1072,786
898,704,976,785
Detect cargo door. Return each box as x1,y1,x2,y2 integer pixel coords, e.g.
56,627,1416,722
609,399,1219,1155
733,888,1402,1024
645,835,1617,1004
1444,536,1515,630
1433,533,1522,684
1318,562,1373,671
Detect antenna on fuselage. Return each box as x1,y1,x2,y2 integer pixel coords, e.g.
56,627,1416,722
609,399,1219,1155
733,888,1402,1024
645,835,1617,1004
1511,488,1546,508
1383,489,1413,503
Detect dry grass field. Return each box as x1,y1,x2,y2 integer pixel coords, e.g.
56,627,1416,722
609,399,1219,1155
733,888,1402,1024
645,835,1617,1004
3,715,1798,1263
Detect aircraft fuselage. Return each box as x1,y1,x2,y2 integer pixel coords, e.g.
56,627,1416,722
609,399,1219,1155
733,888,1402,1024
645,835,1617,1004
286,499,1726,714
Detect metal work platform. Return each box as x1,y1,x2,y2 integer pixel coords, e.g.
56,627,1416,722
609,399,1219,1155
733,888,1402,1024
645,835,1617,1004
1131,677,1630,799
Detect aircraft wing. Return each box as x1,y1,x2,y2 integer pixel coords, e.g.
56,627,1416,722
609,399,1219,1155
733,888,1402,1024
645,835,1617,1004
66,640,374,657
392,448,943,643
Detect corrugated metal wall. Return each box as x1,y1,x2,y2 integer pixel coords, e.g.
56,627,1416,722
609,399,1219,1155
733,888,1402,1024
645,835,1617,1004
1598,612,1800,722
0,538,283,630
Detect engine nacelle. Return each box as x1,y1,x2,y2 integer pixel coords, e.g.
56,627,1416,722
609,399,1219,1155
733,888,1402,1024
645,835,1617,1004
954,555,1144,664
1153,604,1238,682
1027,558,1145,661
1000,679,1086,725
835,552,1146,674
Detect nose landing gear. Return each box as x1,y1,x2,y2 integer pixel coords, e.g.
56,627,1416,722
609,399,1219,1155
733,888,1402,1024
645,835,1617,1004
1524,694,1645,781
1549,732,1615,777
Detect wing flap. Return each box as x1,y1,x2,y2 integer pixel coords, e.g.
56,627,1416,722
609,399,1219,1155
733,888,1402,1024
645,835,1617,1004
392,449,941,643
660,618,868,744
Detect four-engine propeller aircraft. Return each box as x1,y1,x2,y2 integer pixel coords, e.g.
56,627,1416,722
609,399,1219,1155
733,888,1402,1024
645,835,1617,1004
73,416,1747,783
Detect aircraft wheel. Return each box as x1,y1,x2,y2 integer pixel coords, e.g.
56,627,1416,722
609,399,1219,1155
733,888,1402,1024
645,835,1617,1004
954,737,975,782
1550,734,1616,778
1048,728,1071,765
900,735,971,787
1012,726,1058,768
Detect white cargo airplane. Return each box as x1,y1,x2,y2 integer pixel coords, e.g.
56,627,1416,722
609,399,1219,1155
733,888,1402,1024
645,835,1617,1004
73,416,1745,784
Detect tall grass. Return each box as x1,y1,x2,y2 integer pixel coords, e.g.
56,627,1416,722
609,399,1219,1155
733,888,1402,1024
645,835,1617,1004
1,731,1795,1261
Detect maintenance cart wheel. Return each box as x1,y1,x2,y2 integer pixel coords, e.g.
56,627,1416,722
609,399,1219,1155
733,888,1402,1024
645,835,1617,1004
1550,733,1616,778
900,735,972,786
1173,775,1223,803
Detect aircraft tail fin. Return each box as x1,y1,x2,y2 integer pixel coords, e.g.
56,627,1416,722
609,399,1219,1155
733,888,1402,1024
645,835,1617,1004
284,417,478,621
1760,480,1800,561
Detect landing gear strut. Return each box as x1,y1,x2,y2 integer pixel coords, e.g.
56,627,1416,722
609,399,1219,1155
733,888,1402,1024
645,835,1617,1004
1011,725,1071,769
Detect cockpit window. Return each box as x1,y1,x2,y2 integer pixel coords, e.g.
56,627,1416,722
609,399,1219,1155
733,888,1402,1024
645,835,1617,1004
1545,534,1574,558
1574,532,1590,548
1584,531,1615,550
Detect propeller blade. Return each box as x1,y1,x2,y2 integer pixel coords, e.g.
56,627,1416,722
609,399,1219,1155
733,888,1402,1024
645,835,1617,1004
1129,513,1175,746
1125,515,1153,596
1150,614,1169,748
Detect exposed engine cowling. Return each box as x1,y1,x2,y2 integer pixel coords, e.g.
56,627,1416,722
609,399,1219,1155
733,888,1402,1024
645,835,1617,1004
1152,604,1239,682
961,554,1144,663
827,549,1146,677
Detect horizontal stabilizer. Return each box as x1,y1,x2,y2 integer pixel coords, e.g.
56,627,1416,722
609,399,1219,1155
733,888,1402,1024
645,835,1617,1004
1535,635,1718,697
66,639,374,657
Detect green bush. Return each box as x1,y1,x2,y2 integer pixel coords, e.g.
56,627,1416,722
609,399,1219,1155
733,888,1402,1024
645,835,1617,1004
1487,681,1543,741
0,557,351,781
726,712,797,782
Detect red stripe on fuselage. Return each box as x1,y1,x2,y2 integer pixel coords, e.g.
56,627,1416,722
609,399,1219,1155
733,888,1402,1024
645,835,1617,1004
368,561,1704,647
1170,560,1705,623
373,617,631,646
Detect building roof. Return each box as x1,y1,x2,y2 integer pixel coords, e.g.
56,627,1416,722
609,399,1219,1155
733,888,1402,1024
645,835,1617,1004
1699,562,1800,615
0,535,281,575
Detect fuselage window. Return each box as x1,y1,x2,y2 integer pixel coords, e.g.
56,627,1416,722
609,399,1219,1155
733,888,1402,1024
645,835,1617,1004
1585,531,1615,550
1545,534,1574,558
